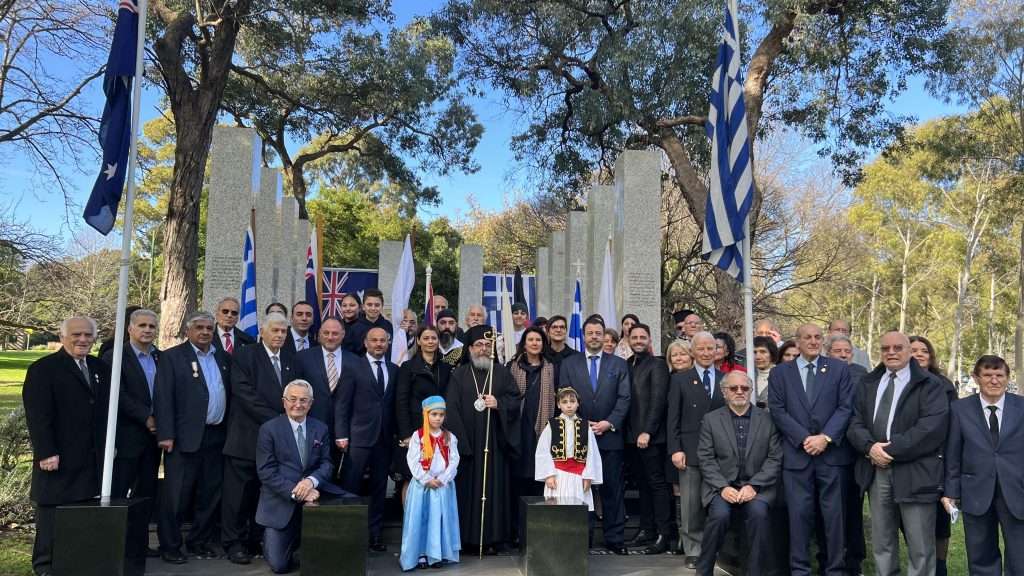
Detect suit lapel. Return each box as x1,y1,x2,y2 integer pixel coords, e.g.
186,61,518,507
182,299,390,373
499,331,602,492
182,345,208,389
257,349,283,389
719,410,739,460
789,362,811,412
809,357,827,407
122,346,152,400
595,353,611,394
747,409,764,464
997,394,1021,449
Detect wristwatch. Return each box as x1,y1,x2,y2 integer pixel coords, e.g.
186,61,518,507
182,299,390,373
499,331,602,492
824,434,833,444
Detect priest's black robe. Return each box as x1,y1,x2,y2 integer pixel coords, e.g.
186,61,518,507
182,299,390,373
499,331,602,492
445,362,522,547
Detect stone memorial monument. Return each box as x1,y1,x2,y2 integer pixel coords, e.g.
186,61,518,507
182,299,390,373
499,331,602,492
458,244,484,324
535,246,550,317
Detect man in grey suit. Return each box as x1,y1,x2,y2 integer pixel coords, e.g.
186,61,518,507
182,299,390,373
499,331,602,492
696,371,782,576
667,331,725,568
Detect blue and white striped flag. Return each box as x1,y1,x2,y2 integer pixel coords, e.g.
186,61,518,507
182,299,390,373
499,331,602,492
568,280,583,352
702,0,754,282
239,223,258,338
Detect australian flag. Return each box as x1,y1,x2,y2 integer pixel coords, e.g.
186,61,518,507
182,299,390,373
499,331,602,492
83,0,139,235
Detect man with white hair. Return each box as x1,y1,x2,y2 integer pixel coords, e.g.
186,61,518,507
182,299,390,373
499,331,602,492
23,316,112,576
212,297,255,355
221,312,294,564
153,311,230,564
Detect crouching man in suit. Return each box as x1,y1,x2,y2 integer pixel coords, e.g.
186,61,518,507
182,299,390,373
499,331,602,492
256,379,346,573
696,372,783,576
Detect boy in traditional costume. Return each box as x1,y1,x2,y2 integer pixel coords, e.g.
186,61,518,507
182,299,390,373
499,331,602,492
535,387,603,509
400,396,461,570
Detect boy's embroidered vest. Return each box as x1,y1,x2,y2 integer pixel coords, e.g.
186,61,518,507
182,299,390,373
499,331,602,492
548,416,588,475
418,428,449,471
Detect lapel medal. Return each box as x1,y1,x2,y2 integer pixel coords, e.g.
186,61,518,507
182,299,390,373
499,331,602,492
191,361,199,378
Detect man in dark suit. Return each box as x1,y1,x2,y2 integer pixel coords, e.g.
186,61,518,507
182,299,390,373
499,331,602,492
103,308,161,559
767,323,854,576
847,331,947,576
294,316,359,472
221,311,293,564
623,323,671,554
335,326,398,552
256,379,346,573
153,311,231,564
23,316,111,576
560,317,631,554
281,300,316,355
667,331,726,568
212,297,255,355
943,354,1024,575
696,371,783,576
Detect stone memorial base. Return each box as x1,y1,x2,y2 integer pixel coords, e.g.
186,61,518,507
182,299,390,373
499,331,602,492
300,496,370,576
53,498,147,576
716,504,791,576
520,496,589,576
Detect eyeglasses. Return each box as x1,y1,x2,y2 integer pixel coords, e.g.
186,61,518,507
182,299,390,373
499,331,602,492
549,325,566,331
219,309,239,316
283,397,312,406
880,345,905,353
726,385,752,393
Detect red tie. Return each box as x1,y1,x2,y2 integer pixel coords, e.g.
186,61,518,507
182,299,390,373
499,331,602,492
224,332,234,354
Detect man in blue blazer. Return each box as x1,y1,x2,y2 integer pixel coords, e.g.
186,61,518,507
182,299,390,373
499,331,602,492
153,311,231,564
560,316,631,554
256,379,345,573
294,316,360,448
943,355,1024,576
767,323,854,576
334,326,398,552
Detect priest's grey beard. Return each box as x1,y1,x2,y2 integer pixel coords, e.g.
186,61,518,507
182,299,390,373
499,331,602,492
439,331,455,348
470,353,491,371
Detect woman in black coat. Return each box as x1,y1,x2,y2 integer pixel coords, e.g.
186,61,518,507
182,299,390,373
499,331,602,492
393,325,452,504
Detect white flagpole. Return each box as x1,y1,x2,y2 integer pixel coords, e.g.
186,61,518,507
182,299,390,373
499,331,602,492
101,0,148,502
743,218,755,397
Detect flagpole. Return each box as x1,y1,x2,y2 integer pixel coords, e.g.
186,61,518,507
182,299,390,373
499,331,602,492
742,219,755,396
101,0,148,503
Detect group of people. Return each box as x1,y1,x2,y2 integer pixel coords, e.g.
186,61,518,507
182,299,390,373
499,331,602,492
20,292,1023,576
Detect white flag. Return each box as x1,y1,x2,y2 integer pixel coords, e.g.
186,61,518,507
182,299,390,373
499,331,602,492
596,238,617,329
500,273,516,362
390,235,414,364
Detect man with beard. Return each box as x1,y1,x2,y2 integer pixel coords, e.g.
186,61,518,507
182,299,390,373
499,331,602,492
624,323,671,554
444,325,522,553
435,310,464,367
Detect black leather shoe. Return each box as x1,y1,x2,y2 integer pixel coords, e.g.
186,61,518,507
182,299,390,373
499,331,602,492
641,535,669,555
684,556,698,569
429,562,443,569
626,529,655,547
161,550,187,564
672,535,686,555
186,544,216,556
228,549,251,565
605,543,628,555
146,547,160,558
417,556,429,569
370,536,387,552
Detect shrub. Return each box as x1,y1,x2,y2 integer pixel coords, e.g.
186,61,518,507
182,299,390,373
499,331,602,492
0,409,33,526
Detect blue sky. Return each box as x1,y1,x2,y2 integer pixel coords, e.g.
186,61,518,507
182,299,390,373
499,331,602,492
1,2,963,240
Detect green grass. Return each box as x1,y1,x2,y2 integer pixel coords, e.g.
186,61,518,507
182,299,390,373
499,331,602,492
0,351,47,414
0,530,33,576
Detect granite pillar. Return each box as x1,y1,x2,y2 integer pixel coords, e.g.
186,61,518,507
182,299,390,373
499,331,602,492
520,496,588,576
201,126,261,311
547,232,567,318
587,184,619,318
535,246,550,318
255,167,280,319
378,240,405,315
294,216,310,305
52,498,147,576
457,244,484,326
564,210,589,318
614,150,662,347
300,497,370,576
278,196,299,307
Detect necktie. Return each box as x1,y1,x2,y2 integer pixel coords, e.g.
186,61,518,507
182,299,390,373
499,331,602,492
374,360,385,394
297,425,307,468
224,332,233,354
702,369,711,398
272,355,282,386
805,362,816,399
327,352,338,393
78,358,91,389
298,337,306,351
589,356,599,390
987,406,999,446
873,372,897,441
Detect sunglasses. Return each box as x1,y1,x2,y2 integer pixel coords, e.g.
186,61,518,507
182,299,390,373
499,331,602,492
726,385,752,393
880,345,905,353
220,309,239,316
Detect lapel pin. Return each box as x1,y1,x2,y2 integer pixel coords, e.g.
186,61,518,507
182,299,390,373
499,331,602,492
820,365,828,373
191,361,199,378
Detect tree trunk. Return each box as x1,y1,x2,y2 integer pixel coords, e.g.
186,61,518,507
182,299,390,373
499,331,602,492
159,116,215,344
867,272,878,365
900,237,911,334
947,268,967,377
1016,220,1023,381
713,268,744,335
989,274,995,353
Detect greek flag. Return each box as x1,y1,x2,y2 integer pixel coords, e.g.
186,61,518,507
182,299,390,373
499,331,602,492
568,280,583,352
702,0,753,282
239,224,258,337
